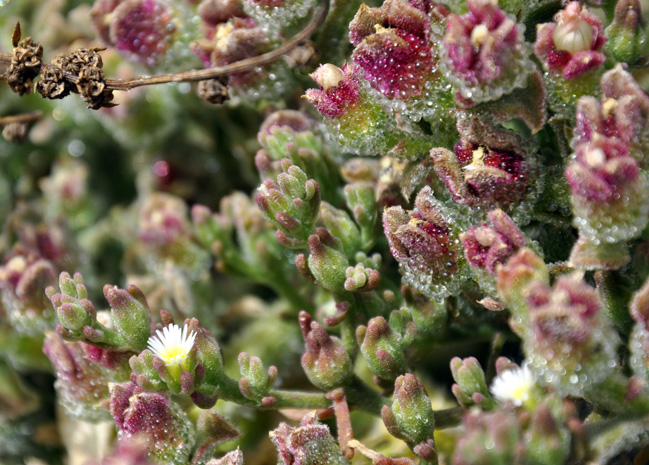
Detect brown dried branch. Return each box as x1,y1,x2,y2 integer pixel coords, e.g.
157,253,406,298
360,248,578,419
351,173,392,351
0,111,42,125
1,0,329,93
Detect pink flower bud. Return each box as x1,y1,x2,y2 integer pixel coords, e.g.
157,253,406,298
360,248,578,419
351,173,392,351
534,2,606,80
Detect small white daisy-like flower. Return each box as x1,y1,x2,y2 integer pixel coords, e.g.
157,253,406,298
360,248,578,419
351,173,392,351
147,324,197,371
490,363,535,407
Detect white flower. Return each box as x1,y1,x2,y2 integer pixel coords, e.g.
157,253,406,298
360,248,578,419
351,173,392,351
147,324,196,369
490,363,535,407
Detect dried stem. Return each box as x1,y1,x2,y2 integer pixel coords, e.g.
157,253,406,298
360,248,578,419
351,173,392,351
0,0,329,91
0,111,42,125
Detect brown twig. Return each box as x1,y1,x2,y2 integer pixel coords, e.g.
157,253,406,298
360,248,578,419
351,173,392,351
0,111,42,125
0,0,329,91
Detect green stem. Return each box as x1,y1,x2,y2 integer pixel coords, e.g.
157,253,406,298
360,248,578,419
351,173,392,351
434,407,463,429
98,324,129,348
215,374,257,407
270,389,330,409
485,332,506,383
345,376,390,415
267,274,312,313
334,291,358,356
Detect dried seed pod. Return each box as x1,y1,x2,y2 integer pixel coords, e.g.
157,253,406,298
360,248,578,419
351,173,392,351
2,122,29,143
36,66,71,99
198,76,230,104
6,36,43,96
76,66,115,109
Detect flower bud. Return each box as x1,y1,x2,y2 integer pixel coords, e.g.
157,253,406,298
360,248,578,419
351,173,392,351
47,271,112,344
0,253,57,335
450,357,495,409
381,374,435,449
573,66,649,166
104,284,152,353
138,193,190,246
256,161,320,249
357,314,415,381
344,263,380,292
238,352,278,404
319,202,361,258
299,311,353,390
185,318,225,394
306,228,350,292
496,248,549,333
534,2,606,109
606,0,648,66
195,16,290,102
349,0,437,102
109,0,176,66
463,209,526,274
270,411,350,465
566,135,648,246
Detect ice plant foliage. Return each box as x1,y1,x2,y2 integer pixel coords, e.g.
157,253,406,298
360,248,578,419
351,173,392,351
7,0,649,464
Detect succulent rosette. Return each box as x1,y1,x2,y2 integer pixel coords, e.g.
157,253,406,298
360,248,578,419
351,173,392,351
91,0,177,66
347,0,456,126
573,66,649,167
461,208,532,297
565,67,649,269
0,251,56,335
534,2,607,110
305,63,396,154
565,134,648,245
525,273,620,397
270,411,350,465
43,332,113,420
111,382,195,465
191,15,291,104
243,0,320,37
431,116,541,223
441,0,535,104
384,186,469,299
